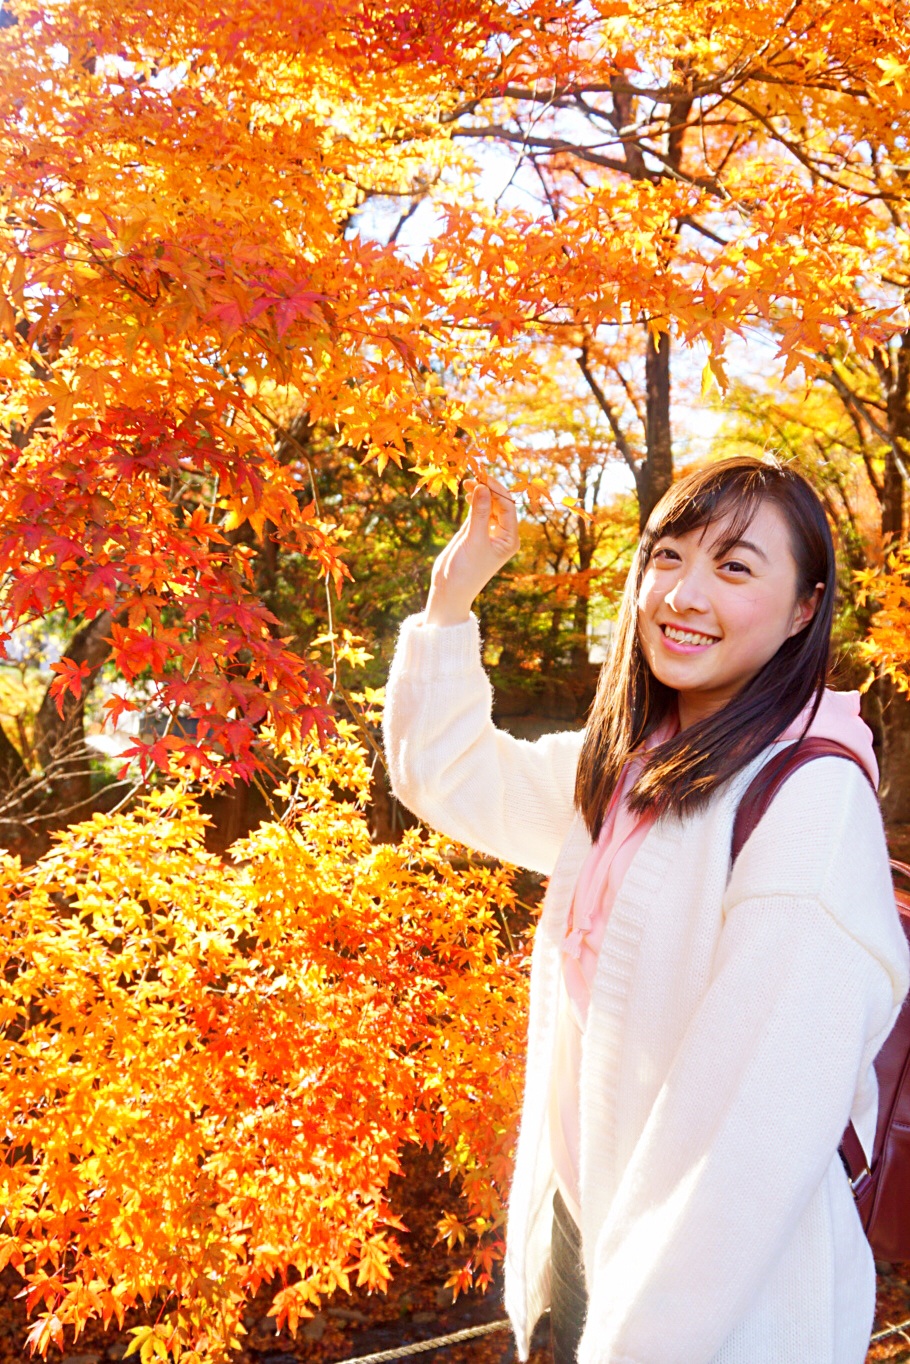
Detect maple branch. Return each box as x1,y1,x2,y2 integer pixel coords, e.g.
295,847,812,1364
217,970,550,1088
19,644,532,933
843,402,884,501
825,368,910,488
452,124,728,199
334,681,389,775
530,155,562,221
677,215,728,247
450,125,634,177
722,92,894,201
609,361,646,427
388,198,422,245
0,775,136,828
572,92,653,136
577,345,640,484
103,774,149,818
448,58,872,210
746,67,868,98
0,718,136,830
705,127,749,185
441,75,744,122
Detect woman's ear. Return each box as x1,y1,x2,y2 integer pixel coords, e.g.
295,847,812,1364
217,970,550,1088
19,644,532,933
788,581,825,637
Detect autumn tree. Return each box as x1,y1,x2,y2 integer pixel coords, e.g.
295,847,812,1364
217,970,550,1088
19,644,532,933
2,0,910,1357
272,374,637,724
0,0,523,816
0,724,528,1360
431,0,910,790
467,345,638,710
0,3,535,1354
434,0,908,511
3,0,908,797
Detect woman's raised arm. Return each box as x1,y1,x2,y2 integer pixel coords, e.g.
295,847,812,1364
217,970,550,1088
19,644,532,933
382,480,585,875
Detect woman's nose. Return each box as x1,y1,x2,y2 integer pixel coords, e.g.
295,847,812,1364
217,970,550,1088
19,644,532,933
664,570,711,614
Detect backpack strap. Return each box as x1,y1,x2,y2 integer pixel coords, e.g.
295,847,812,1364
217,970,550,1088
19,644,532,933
731,736,879,1198
732,736,877,865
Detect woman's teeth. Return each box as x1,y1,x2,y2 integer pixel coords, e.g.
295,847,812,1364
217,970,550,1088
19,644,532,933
663,625,719,646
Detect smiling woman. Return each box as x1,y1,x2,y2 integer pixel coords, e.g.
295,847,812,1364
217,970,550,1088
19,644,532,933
638,502,823,729
383,455,909,1364
577,459,835,829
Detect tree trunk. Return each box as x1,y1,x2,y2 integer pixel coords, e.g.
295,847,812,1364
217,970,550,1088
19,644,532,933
874,675,910,826
0,721,39,857
882,448,905,545
571,590,589,674
569,495,594,672
639,327,673,529
33,612,113,819
882,329,908,543
0,720,27,793
878,332,909,820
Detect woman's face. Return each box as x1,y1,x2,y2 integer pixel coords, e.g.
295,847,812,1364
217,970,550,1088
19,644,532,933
637,500,823,731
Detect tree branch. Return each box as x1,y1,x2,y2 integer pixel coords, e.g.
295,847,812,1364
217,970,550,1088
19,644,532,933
825,368,910,487
577,345,640,483
450,124,634,176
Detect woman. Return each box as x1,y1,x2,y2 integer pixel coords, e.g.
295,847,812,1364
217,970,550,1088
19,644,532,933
383,456,909,1364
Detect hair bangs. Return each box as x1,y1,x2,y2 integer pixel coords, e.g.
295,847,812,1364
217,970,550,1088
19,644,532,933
646,468,769,562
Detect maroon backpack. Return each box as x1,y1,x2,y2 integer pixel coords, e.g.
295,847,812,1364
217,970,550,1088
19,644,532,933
732,736,910,1262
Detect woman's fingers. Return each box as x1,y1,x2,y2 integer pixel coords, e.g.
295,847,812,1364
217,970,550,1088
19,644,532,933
424,474,525,625
465,481,492,547
484,474,512,498
469,475,516,507
441,474,524,575
483,482,518,556
467,483,519,565
465,477,518,541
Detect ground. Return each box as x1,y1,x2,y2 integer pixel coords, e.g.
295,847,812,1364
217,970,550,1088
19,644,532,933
0,1144,909,1364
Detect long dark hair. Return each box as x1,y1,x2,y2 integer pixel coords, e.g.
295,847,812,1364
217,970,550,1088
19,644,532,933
574,456,836,840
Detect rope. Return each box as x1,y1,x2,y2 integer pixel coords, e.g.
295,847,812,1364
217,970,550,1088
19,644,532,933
331,1318,512,1364
330,1308,910,1361
872,1314,910,1344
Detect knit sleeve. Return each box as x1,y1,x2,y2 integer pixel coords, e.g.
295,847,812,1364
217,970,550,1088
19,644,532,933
578,762,909,1364
382,612,585,876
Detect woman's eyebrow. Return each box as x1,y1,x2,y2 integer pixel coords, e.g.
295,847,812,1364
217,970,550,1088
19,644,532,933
716,537,769,564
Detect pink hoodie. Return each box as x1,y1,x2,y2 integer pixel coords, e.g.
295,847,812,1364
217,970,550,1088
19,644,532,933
549,687,878,1225
789,686,878,786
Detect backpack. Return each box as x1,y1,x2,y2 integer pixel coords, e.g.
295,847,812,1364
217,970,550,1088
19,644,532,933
732,736,910,1263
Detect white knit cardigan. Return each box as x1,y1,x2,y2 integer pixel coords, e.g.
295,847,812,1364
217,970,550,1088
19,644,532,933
383,613,910,1364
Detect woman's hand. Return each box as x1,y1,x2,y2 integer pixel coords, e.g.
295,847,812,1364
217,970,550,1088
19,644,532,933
424,477,520,627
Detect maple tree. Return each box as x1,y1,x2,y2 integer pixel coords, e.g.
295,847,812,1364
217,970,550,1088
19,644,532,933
857,544,910,695
2,0,909,793
434,0,909,520
278,399,636,719
0,721,528,1361
469,349,639,704
0,0,518,802
435,0,910,789
1,0,910,1357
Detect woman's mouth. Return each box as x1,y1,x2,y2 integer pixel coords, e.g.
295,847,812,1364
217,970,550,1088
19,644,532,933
660,624,720,651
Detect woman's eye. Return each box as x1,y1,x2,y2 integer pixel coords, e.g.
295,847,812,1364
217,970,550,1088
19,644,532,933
722,560,751,575
651,547,679,562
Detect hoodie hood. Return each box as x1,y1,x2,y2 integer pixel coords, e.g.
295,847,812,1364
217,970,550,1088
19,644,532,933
778,688,878,787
